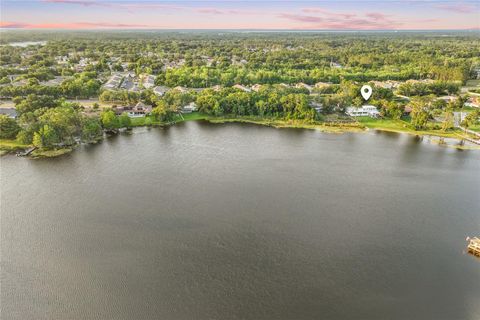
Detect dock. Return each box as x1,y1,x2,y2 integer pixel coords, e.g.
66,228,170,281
467,237,480,257
16,146,37,157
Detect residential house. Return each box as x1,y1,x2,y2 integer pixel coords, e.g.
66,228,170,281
173,86,188,93
103,73,123,90
212,85,223,92
112,105,133,116
346,105,380,118
233,84,251,92
309,102,323,113
437,96,458,103
181,102,197,114
153,86,169,96
330,61,343,69
370,80,396,90
314,82,332,89
142,75,156,89
127,102,152,118
295,82,313,92
251,84,263,92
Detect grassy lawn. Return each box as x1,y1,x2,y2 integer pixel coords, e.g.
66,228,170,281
178,112,209,122
30,148,73,158
469,124,480,132
0,139,31,155
130,112,209,127
355,117,463,138
0,139,30,150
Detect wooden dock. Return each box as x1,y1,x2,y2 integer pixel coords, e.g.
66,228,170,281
16,146,37,157
467,237,480,257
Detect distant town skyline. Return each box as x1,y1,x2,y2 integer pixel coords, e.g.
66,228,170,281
1,0,479,30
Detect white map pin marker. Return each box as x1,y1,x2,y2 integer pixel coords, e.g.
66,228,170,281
361,85,372,101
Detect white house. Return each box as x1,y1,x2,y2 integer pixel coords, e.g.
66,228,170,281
346,105,380,118
127,102,152,118
181,102,197,113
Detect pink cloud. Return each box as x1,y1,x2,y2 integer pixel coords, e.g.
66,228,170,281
0,21,157,29
42,0,108,7
196,8,226,15
195,8,257,15
279,12,403,30
302,7,356,19
42,0,184,11
278,14,324,24
0,21,30,28
365,12,390,21
435,2,476,13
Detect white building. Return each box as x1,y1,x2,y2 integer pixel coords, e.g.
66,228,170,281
181,102,197,113
346,105,380,118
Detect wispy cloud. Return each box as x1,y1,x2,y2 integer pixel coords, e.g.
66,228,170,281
434,2,476,13
302,7,356,19
280,9,402,30
42,0,108,7
0,21,157,29
42,0,184,11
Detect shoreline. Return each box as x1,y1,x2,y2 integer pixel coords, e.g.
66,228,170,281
2,115,479,158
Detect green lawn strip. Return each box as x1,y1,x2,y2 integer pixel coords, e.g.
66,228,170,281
0,139,31,152
356,117,462,138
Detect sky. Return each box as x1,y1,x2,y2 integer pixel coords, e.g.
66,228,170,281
0,0,479,30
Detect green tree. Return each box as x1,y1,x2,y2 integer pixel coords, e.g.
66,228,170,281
33,124,58,149
100,110,119,130
0,115,20,139
441,108,454,131
81,117,103,142
410,96,433,130
119,113,132,128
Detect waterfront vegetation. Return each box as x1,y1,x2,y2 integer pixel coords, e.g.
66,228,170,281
1,31,479,157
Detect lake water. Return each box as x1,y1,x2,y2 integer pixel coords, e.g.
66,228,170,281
1,122,480,320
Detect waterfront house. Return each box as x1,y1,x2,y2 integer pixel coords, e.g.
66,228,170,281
127,102,152,118
112,105,133,116
346,105,380,118
309,102,323,113
181,102,197,114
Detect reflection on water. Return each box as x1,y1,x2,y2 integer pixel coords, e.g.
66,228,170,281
1,122,480,320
